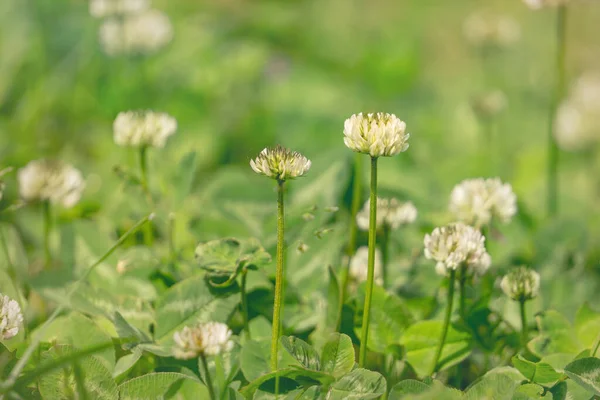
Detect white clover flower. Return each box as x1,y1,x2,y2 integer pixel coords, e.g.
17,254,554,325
18,160,85,208
113,110,177,148
343,113,410,157
424,222,491,276
99,9,173,56
173,322,234,359
250,145,311,181
1,294,23,340
500,267,541,301
356,197,417,231
349,246,383,286
522,0,569,9
471,90,508,120
449,178,517,227
463,12,520,48
89,0,149,18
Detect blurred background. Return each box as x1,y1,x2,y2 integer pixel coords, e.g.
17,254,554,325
0,0,599,317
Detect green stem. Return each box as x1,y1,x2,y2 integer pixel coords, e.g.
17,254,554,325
241,269,250,340
337,154,363,331
270,180,285,373
0,226,24,307
380,224,390,289
43,200,52,269
520,299,528,350
138,146,154,246
4,214,153,389
548,5,567,217
359,156,378,367
200,354,217,400
430,269,456,376
168,213,176,262
458,265,467,322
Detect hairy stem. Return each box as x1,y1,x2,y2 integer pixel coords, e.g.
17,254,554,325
138,146,154,245
359,156,378,367
200,354,217,400
520,298,528,350
458,264,467,322
431,269,456,375
270,180,285,372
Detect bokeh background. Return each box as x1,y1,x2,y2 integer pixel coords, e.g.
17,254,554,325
1,0,600,321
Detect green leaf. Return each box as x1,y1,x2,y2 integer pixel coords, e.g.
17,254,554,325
195,237,271,274
389,379,431,397
240,368,334,398
564,357,600,396
514,383,551,399
549,381,567,400
326,266,341,329
465,373,518,400
118,372,202,400
280,336,321,371
400,320,472,377
528,310,580,358
320,333,355,379
154,275,239,342
240,340,270,382
574,303,600,351
112,349,143,379
328,368,386,400
511,354,562,384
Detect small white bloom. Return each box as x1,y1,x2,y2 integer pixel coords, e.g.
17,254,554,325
522,0,569,9
463,12,520,48
449,178,517,227
471,90,508,120
424,222,491,276
173,322,234,359
113,110,177,148
500,267,541,301
89,0,149,18
99,9,173,56
349,246,383,286
250,145,311,181
0,294,24,340
356,197,417,231
343,113,410,157
18,160,85,208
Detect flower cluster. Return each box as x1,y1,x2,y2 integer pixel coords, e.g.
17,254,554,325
424,222,491,276
522,0,569,9
113,110,177,148
173,322,234,359
343,113,410,157
554,73,600,151
463,12,520,48
349,246,383,286
471,90,508,120
89,0,149,18
1,294,23,340
99,9,173,56
18,160,85,208
250,145,311,181
449,178,517,227
356,197,417,231
500,267,541,301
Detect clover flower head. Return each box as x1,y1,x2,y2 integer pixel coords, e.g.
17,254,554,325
173,322,234,359
343,112,410,157
471,90,508,120
356,197,417,231
18,160,85,208
250,145,311,181
89,0,149,18
113,110,177,148
424,222,491,276
463,12,520,48
99,9,173,56
0,294,23,340
500,266,541,301
349,246,383,286
449,178,517,227
522,0,569,9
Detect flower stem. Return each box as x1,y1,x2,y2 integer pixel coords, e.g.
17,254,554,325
43,200,52,269
548,5,567,217
270,180,285,372
359,156,378,367
200,354,217,400
138,146,154,246
458,265,467,322
381,224,391,289
0,226,25,310
430,269,456,376
520,298,528,350
337,154,362,331
241,268,251,340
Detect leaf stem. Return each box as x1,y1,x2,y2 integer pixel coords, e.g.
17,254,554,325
359,156,378,367
431,269,456,376
200,354,217,400
43,200,52,269
270,180,285,372
241,268,251,340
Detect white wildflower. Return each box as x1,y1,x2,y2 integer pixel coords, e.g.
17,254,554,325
349,246,383,286
173,322,234,359
89,0,149,18
449,178,517,227
424,222,491,276
356,198,417,231
99,9,173,56
471,90,508,120
1,294,23,340
250,145,311,181
463,12,520,48
500,267,541,301
18,160,85,208
343,113,410,157
113,110,177,148
522,0,569,9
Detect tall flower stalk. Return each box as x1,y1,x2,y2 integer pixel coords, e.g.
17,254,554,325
343,112,410,367
250,145,311,373
432,269,457,375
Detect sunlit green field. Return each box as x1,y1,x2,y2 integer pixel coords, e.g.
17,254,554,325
1,0,600,398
